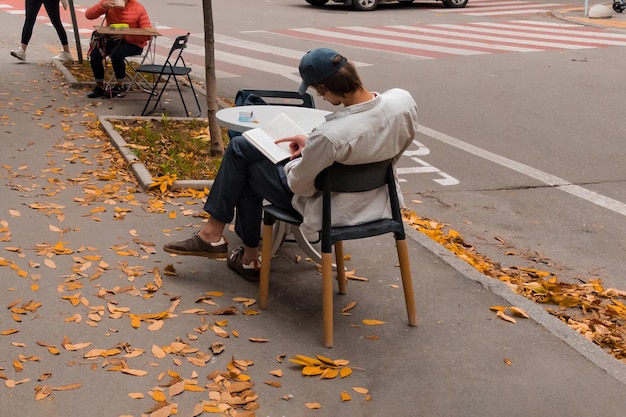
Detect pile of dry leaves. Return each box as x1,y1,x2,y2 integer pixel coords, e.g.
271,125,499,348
403,210,626,362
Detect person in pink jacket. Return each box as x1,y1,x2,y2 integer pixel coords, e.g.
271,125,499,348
85,0,151,98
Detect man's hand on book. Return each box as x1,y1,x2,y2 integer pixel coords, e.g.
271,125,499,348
275,134,307,159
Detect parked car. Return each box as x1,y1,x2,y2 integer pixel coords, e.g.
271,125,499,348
305,0,468,11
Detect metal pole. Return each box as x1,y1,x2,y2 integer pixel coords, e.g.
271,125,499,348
584,0,589,16
68,0,83,63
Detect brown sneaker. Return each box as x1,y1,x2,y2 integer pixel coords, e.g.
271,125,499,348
227,246,260,281
163,233,228,259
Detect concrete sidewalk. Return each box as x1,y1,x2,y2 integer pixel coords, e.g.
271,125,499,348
2,13,626,417
553,3,626,29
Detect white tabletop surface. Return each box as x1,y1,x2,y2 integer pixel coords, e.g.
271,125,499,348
216,105,330,134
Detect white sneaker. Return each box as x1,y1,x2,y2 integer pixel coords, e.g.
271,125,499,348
53,51,72,62
10,48,25,61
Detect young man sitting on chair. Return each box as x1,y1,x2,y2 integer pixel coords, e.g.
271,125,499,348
85,0,152,98
163,47,419,281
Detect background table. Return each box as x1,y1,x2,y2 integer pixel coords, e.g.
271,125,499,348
93,26,161,36
216,105,330,134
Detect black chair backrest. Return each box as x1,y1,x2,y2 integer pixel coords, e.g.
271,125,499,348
169,33,189,53
314,160,391,193
165,33,189,67
315,159,404,251
238,89,315,108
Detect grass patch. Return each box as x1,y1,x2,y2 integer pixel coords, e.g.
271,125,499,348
65,60,229,182
109,115,228,181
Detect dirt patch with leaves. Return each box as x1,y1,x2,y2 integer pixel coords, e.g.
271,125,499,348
62,59,151,84
108,116,227,183
63,59,94,83
403,212,626,363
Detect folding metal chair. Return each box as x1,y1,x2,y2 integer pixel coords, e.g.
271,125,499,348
259,159,418,348
125,35,157,91
137,33,201,116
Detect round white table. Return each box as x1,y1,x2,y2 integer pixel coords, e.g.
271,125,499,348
216,105,330,134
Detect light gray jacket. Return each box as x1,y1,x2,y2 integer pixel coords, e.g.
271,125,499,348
284,88,419,234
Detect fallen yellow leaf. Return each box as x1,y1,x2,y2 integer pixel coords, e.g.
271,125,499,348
362,319,386,326
496,310,517,324
508,306,529,319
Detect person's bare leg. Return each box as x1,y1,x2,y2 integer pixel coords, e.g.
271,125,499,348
197,218,226,243
242,246,259,264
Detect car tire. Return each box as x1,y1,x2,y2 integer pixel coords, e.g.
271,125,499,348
441,0,468,7
306,0,329,6
351,0,378,11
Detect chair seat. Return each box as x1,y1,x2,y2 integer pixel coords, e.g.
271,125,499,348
264,204,401,242
137,64,191,76
263,204,303,226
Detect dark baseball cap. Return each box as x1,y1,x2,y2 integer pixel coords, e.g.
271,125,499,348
298,48,348,94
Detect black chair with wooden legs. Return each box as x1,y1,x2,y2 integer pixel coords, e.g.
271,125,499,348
259,159,418,348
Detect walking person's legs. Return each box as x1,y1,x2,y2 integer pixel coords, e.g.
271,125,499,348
42,0,72,61
11,0,43,61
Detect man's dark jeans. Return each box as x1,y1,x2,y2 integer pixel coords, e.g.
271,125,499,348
204,135,294,248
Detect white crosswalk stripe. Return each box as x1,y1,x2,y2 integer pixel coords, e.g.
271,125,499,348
267,20,626,60
211,33,309,60
427,23,626,49
285,27,484,56
341,25,539,53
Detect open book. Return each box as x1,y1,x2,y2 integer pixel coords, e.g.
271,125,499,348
242,112,308,164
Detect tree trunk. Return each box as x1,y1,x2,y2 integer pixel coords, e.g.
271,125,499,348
203,0,224,156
